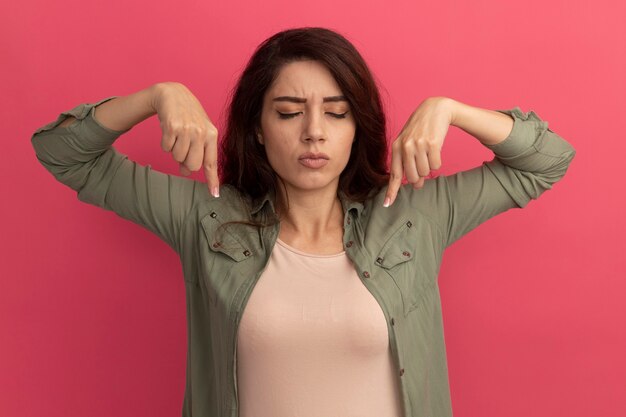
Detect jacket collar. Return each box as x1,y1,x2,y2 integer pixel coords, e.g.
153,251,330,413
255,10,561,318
249,189,276,217
249,188,365,219
338,190,365,219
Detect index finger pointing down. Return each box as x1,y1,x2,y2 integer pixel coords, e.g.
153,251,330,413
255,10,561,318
384,144,404,207
204,141,219,198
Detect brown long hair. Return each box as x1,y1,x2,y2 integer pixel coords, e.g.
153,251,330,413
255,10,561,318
219,27,390,211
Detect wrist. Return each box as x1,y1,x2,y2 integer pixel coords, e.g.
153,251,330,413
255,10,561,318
442,97,461,127
425,96,459,126
149,82,181,113
149,83,168,113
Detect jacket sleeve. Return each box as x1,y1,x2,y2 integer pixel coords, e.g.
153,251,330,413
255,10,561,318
30,96,200,254
404,106,576,249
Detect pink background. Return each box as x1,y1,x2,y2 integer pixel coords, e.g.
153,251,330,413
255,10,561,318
2,0,624,416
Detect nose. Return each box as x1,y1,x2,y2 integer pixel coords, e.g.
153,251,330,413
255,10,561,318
301,110,326,143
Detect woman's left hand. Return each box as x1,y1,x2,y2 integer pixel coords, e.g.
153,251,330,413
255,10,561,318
384,96,455,207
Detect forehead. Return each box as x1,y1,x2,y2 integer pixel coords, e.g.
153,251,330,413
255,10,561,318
267,60,343,98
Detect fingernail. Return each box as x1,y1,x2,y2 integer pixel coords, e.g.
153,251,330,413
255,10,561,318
212,187,220,198
383,197,391,207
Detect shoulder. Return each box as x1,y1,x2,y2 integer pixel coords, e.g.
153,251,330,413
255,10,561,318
191,182,253,221
364,177,447,223
360,181,447,258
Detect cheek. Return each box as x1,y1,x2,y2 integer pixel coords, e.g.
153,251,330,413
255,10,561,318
338,144,354,170
338,133,356,163
263,137,295,171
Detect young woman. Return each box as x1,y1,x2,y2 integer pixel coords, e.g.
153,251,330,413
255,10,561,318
31,27,576,417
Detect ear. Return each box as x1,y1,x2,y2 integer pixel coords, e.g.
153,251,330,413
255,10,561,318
257,131,264,145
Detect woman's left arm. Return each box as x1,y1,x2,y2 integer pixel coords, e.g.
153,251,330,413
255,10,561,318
384,97,577,248
449,99,516,146
385,97,575,205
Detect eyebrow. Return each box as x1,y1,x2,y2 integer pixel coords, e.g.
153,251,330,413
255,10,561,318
272,95,348,103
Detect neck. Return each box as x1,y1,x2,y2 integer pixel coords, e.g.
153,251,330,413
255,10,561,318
276,183,344,243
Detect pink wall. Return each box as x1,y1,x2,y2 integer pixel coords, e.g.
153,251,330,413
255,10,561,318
2,0,624,416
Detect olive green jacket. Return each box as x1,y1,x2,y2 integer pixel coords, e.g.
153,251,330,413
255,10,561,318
31,96,576,417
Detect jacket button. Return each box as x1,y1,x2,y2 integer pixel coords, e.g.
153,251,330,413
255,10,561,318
212,242,221,248
210,212,217,218
362,271,370,278
406,221,412,228
399,368,405,376
402,251,410,257
391,318,395,326
346,217,351,225
243,250,251,257
376,257,384,264
345,241,354,248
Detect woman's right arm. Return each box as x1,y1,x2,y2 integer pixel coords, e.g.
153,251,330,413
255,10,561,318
57,84,157,132
30,83,217,254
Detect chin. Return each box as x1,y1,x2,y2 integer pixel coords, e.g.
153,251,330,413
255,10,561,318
282,175,340,192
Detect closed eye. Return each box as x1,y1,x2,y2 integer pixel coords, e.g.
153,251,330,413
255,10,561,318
277,111,349,119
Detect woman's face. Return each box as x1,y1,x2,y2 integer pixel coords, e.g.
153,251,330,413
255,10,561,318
258,60,357,197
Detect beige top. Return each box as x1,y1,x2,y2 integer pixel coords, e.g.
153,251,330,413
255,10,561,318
236,238,404,417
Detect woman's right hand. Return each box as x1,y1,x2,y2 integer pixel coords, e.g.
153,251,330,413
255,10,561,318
152,82,220,198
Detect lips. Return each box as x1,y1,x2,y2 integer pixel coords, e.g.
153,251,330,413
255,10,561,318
298,152,330,169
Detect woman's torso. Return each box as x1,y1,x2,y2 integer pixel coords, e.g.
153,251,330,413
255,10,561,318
235,237,404,417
